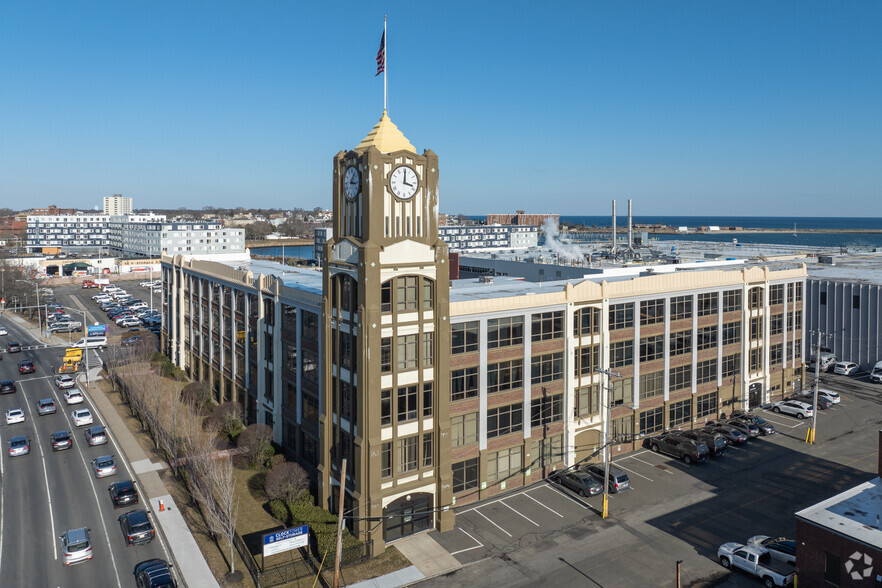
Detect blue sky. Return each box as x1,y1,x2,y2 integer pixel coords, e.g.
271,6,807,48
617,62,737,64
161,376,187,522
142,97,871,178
1,1,880,216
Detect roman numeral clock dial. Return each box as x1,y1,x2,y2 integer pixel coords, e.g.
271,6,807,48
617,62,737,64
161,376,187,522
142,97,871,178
389,165,418,200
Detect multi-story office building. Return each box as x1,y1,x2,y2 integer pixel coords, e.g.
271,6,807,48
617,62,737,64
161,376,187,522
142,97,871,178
161,113,807,552
439,225,538,252
313,227,332,265
103,194,133,215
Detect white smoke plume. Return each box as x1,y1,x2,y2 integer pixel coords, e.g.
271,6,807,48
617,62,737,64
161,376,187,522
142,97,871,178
542,218,584,263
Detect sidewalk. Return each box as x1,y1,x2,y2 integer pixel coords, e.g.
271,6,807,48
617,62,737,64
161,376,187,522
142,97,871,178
4,312,218,588
350,533,461,588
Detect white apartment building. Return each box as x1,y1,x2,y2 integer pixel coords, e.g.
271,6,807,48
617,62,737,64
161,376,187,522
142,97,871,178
103,194,133,215
439,224,539,252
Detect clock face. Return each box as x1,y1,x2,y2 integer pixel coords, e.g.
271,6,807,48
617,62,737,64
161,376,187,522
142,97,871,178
344,166,360,200
389,166,419,200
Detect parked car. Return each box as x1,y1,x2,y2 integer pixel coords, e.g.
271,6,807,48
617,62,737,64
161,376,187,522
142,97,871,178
37,398,57,415
18,360,35,374
871,360,882,383
122,336,142,346
8,342,22,352
674,430,727,457
717,542,794,587
6,408,26,424
109,480,139,508
808,352,838,373
729,411,776,435
747,535,797,566
119,509,155,546
72,408,94,427
833,361,860,375
51,430,73,451
134,558,177,588
581,463,631,493
703,424,749,445
118,317,142,328
8,435,31,457
92,455,117,478
771,400,813,419
56,375,76,389
649,432,710,464
85,425,109,446
816,389,841,405
550,469,604,497
724,419,761,439
0,380,16,394
59,527,93,566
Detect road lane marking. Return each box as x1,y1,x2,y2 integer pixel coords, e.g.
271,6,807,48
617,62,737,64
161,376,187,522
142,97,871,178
501,500,540,526
523,489,565,517
449,527,484,556
20,382,58,560
473,509,512,537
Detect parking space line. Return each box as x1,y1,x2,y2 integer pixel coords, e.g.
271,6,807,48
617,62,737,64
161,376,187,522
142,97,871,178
543,482,593,510
523,489,565,517
449,528,484,556
501,500,540,527
612,462,654,482
629,454,675,474
473,509,512,537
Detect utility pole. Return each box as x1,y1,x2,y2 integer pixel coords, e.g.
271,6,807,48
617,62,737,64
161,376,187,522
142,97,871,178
806,331,822,444
597,368,621,519
333,458,347,588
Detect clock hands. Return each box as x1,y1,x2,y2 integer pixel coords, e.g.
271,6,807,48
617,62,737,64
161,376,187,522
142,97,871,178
402,169,412,187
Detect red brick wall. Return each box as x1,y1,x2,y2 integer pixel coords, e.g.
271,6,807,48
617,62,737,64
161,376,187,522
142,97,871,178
796,519,882,586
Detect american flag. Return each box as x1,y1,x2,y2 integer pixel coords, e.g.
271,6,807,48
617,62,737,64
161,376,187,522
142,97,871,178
375,30,386,76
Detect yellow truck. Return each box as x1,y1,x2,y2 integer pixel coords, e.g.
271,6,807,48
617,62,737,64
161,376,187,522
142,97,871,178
59,348,83,373
63,348,83,362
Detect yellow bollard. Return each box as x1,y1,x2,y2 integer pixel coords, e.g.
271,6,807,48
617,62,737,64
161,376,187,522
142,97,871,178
602,495,608,519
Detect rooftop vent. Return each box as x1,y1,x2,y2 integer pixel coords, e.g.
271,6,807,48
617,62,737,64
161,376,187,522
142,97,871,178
479,276,495,284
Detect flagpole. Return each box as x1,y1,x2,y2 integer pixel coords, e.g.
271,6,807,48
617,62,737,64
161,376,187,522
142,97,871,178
383,15,387,112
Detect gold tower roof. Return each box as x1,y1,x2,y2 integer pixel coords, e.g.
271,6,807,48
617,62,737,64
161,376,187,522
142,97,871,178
355,110,416,153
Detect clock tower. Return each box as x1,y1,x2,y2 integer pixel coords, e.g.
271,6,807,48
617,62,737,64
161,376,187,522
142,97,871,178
320,111,453,551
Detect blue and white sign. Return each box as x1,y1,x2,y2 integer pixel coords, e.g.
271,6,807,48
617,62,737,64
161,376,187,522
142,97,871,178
88,324,108,337
262,525,309,557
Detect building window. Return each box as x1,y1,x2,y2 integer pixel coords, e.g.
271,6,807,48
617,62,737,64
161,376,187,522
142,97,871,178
531,394,563,428
451,367,479,401
574,307,601,337
697,359,717,384
750,317,763,340
749,347,763,372
795,282,803,302
723,289,742,312
381,389,391,426
531,311,563,341
793,339,802,361
452,321,479,354
422,279,434,310
576,385,599,418
696,391,718,418
639,334,664,362
824,552,841,585
770,314,783,336
576,344,599,376
531,352,564,383
611,377,633,407
487,403,523,438
422,433,433,468
612,416,634,443
397,436,418,473
640,407,664,435
487,446,522,483
487,359,524,393
396,276,418,311
749,287,764,309
639,371,664,400
670,330,692,356
381,281,392,312
451,412,478,447
380,337,392,373
670,295,692,320
697,326,717,350
397,385,417,422
452,458,479,493
397,334,417,370
487,316,524,348
640,299,665,325
722,353,740,378
422,332,434,367
609,303,634,330
722,322,741,345
381,442,392,478
697,292,718,316
669,399,692,427
819,291,827,305
770,343,783,366
423,383,433,417
769,284,784,305
670,364,692,391
610,340,634,368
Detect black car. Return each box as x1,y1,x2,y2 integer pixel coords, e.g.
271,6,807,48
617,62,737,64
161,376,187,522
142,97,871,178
18,360,36,374
109,480,139,508
119,509,155,546
134,558,177,588
723,419,760,439
729,412,776,435
674,430,727,457
51,430,73,451
0,380,15,394
8,342,22,353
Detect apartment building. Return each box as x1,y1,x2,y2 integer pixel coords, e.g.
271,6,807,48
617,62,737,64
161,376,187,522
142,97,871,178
439,225,539,252
103,194,133,215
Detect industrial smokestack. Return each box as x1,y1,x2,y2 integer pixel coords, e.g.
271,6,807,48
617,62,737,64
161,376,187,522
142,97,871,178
611,200,617,254
628,199,633,250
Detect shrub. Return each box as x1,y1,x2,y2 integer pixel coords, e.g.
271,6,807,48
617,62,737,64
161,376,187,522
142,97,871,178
267,499,289,525
266,453,286,470
237,424,274,468
181,381,213,413
265,462,308,503
209,401,245,440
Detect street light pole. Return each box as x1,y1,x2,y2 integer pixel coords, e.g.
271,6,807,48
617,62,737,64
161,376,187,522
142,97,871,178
597,367,621,519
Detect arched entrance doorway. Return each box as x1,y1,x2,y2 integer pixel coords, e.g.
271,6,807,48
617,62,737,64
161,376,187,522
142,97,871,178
383,493,433,542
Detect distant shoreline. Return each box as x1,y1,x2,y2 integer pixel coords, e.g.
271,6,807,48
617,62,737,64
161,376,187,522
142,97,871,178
562,224,882,235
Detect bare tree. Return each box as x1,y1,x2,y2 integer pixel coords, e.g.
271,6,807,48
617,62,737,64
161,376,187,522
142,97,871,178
191,453,239,574
156,379,190,478
208,401,245,440
238,423,274,468
265,462,309,503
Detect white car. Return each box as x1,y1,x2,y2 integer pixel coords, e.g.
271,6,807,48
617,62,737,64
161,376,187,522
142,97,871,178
118,317,141,328
139,280,154,287
772,400,814,419
833,361,860,375
0,326,8,336
71,409,93,427
5,408,26,425
817,389,841,404
55,375,76,389
64,389,85,405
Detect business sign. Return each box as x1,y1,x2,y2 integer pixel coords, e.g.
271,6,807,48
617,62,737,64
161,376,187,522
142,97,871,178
88,324,108,337
262,525,309,557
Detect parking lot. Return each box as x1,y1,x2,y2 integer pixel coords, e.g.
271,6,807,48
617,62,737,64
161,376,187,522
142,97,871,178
426,373,880,587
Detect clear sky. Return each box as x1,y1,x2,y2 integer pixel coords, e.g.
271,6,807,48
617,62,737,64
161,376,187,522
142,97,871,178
1,1,880,216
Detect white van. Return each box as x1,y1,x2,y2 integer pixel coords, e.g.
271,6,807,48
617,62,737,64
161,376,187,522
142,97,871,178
809,352,838,373
72,336,107,350
870,361,882,384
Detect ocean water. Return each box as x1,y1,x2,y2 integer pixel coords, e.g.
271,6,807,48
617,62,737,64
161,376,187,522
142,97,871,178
559,215,882,231
249,244,314,258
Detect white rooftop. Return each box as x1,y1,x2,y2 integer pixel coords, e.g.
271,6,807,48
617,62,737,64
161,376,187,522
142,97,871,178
796,477,882,550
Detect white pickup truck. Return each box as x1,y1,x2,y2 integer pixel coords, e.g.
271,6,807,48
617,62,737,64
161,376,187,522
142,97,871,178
717,542,794,587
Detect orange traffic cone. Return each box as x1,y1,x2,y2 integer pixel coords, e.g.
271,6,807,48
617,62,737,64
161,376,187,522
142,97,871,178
159,500,165,512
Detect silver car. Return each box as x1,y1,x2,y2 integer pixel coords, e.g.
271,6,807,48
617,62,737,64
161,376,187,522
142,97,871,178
772,400,814,419
60,527,93,565
91,455,117,478
85,425,108,446
8,435,31,457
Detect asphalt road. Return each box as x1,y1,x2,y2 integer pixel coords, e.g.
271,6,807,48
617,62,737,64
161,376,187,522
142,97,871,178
0,313,169,587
